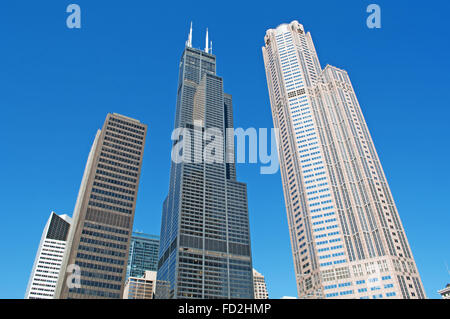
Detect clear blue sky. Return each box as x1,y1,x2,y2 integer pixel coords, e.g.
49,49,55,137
0,0,448,299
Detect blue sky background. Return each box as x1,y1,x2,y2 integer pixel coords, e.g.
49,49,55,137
0,0,449,299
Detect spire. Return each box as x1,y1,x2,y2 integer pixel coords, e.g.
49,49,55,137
186,22,193,47
205,28,209,53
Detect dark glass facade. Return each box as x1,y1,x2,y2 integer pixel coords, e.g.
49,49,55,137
157,46,254,299
47,213,71,241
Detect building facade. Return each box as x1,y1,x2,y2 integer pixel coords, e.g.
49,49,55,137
253,269,269,299
262,20,425,299
126,232,160,280
123,270,157,299
157,29,254,299
25,212,71,299
55,113,147,299
438,284,450,299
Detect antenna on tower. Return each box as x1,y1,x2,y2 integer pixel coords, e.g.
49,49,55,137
205,28,209,53
210,41,213,54
186,21,193,47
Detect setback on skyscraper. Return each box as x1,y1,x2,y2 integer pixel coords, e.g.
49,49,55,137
262,20,426,299
157,27,254,299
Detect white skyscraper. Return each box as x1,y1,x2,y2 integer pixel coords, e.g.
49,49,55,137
253,269,269,299
25,212,71,299
262,20,426,299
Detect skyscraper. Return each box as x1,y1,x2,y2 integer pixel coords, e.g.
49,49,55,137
25,212,71,299
253,269,269,299
126,232,160,280
55,113,147,299
262,21,425,299
157,27,254,299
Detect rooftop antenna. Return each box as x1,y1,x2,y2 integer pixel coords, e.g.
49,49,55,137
210,41,213,54
186,21,193,47
205,28,209,53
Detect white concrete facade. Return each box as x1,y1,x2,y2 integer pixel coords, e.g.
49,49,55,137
25,212,71,299
253,269,269,299
262,20,426,299
123,270,157,299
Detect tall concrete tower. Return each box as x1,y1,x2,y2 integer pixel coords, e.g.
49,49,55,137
55,113,147,299
262,21,425,299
